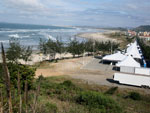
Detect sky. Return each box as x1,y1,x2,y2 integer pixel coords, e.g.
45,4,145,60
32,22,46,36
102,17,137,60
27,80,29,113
0,0,150,27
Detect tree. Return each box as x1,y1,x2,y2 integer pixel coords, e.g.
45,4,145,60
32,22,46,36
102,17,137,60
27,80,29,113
55,37,64,58
21,46,32,64
84,40,94,55
67,38,79,57
67,38,85,57
6,38,22,63
46,39,57,60
39,38,65,61
77,42,85,56
39,38,47,55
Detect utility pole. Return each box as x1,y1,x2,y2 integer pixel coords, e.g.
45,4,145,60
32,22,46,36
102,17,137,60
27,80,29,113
93,40,95,58
111,42,113,54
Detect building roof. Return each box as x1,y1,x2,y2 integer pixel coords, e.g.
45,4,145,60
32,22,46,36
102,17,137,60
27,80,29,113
126,41,142,59
116,55,141,67
102,52,126,62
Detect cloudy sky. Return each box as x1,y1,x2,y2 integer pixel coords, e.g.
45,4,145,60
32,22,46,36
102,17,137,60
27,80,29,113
0,0,150,27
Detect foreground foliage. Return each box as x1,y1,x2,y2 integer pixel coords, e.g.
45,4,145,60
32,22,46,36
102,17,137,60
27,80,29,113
76,91,122,113
1,73,150,113
36,78,122,113
0,63,35,90
37,77,150,113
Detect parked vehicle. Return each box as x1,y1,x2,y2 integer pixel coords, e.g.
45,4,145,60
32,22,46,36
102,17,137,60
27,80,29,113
113,73,150,88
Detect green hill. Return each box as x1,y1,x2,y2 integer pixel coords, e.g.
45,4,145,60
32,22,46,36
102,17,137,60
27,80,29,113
134,25,150,32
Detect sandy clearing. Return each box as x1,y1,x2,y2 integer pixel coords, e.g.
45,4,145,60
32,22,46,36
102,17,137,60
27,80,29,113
35,56,92,77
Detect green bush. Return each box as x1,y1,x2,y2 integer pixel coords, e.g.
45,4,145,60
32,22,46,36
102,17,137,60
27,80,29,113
61,80,75,87
76,91,122,113
0,63,35,91
129,92,141,100
56,80,80,101
105,87,118,95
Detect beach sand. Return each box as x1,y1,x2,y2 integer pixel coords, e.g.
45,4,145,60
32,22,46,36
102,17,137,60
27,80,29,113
77,30,120,43
35,56,92,77
18,52,74,65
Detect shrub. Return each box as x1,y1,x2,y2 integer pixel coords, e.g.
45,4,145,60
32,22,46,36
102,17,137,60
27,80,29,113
129,92,141,100
76,91,122,113
105,87,118,95
0,63,35,91
56,80,79,101
61,80,74,87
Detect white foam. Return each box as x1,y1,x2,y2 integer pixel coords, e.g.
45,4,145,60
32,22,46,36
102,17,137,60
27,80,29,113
46,34,56,41
8,34,20,38
22,35,30,38
0,40,9,43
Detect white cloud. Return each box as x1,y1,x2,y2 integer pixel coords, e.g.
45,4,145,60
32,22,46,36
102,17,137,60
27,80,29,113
127,4,138,10
3,0,47,13
0,0,150,27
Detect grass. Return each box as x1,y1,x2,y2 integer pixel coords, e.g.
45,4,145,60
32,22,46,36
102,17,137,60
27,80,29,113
31,76,150,113
104,32,134,49
35,61,55,69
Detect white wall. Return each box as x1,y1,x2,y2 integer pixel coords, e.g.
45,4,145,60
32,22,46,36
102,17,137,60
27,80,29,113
120,66,150,76
135,68,150,76
120,66,134,74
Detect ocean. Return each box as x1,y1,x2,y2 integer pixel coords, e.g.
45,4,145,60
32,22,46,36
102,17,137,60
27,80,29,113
0,23,104,49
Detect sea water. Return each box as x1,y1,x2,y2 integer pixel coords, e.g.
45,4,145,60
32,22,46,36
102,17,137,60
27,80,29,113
0,23,104,50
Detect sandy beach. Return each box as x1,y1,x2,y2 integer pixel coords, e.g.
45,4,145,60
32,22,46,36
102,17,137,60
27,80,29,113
77,30,120,43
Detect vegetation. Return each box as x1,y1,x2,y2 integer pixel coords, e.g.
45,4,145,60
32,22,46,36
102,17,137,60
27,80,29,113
67,38,85,57
103,27,127,31
104,32,134,49
1,62,150,113
6,38,32,63
39,37,119,60
33,76,150,113
39,38,64,60
36,77,122,113
0,63,35,90
133,25,150,32
6,38,22,63
21,46,33,63
137,38,150,60
95,41,119,54
128,92,141,100
105,87,118,95
76,91,122,113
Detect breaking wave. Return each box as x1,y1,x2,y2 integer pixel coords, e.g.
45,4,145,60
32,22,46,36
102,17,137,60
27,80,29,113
8,34,20,38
